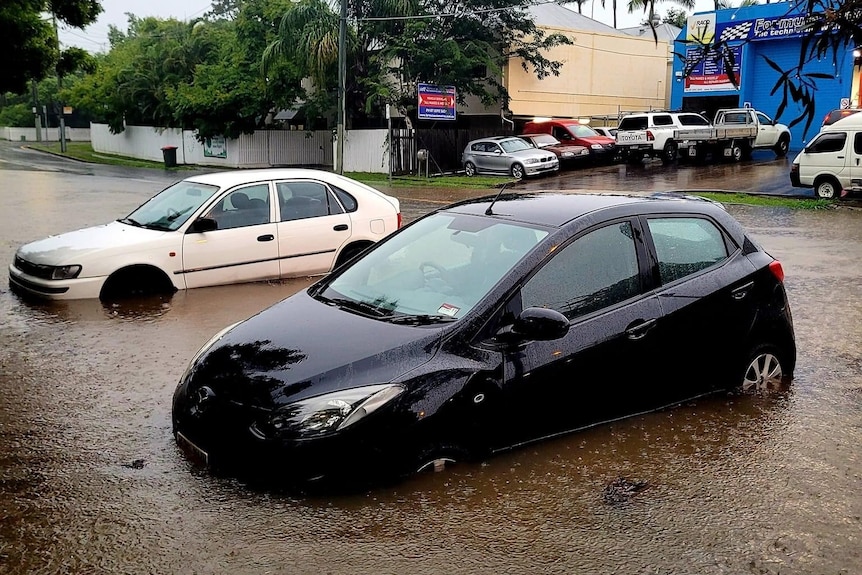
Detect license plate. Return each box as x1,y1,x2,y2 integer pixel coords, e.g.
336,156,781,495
176,431,209,467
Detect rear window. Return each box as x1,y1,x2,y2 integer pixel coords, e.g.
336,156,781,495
619,117,648,131
677,114,710,126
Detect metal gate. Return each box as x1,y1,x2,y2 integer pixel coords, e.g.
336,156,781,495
389,125,515,176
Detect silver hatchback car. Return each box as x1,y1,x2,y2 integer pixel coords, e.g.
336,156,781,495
462,136,559,179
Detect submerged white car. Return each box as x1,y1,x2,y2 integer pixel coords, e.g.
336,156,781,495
9,169,401,300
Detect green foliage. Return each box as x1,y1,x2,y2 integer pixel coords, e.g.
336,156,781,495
265,0,572,127
662,8,688,28
0,0,102,94
0,103,35,127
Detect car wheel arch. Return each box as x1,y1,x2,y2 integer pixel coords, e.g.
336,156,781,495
333,240,374,270
100,264,176,300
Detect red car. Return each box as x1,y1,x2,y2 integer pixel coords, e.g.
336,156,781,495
519,133,590,167
522,119,616,162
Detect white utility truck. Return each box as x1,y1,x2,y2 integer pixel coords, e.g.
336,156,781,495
674,108,791,162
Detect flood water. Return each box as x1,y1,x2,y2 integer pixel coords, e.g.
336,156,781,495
1,150,860,574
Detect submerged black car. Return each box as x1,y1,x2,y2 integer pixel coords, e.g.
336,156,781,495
172,192,796,486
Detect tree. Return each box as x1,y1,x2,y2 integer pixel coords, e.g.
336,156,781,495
663,7,688,27
0,0,102,94
264,0,572,127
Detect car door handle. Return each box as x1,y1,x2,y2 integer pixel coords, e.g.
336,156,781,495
837,156,845,159
333,224,349,231
731,281,754,300
257,234,274,242
625,318,657,340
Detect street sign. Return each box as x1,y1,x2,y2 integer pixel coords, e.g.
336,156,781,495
418,84,456,121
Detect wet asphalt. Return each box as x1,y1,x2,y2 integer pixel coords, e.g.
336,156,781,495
0,141,860,574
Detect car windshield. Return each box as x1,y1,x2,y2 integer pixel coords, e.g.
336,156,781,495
526,134,558,147
569,125,599,137
317,213,549,322
499,139,533,153
122,181,220,231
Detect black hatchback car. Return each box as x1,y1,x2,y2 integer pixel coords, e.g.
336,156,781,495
172,192,796,486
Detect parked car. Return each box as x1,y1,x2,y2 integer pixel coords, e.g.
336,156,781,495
593,127,618,138
521,119,616,162
615,111,711,163
8,169,401,300
790,111,862,198
518,133,590,167
172,191,796,488
462,136,559,179
821,108,862,127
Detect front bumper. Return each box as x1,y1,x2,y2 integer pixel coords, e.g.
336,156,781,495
525,161,560,176
8,263,105,300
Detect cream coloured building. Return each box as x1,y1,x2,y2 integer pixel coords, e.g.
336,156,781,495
503,4,674,125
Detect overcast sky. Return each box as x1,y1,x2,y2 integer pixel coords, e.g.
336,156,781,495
58,0,717,52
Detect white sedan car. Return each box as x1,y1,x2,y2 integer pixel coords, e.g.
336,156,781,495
9,169,401,300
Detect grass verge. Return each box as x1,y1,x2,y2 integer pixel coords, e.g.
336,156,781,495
692,191,835,210
346,171,506,189
27,142,185,170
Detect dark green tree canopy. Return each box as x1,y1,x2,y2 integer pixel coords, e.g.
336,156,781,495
0,0,102,94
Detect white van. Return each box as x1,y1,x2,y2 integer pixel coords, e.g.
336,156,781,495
790,113,862,198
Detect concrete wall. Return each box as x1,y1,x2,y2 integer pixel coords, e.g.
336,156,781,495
1,126,91,142
506,28,670,120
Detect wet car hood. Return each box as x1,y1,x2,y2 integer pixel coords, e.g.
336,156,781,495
188,290,444,409
16,221,167,264
578,136,614,146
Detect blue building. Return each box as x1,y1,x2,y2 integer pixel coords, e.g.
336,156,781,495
670,3,860,149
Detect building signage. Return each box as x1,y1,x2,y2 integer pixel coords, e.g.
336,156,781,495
684,45,743,92
687,12,825,46
418,84,456,121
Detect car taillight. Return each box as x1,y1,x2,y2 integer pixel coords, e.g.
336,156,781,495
768,260,785,283
646,130,654,141
397,212,403,228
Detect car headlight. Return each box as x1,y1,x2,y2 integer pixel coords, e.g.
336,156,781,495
561,151,574,158
590,144,603,150
253,384,404,440
524,158,539,164
51,265,82,280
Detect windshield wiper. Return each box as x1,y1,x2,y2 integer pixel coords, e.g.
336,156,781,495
118,217,143,227
320,295,391,318
386,314,457,325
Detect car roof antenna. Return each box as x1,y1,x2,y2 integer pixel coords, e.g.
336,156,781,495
485,182,510,216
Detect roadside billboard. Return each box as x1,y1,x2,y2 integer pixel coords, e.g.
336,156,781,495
418,84,456,121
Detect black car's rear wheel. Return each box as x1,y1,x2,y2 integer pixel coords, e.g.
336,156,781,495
740,344,788,393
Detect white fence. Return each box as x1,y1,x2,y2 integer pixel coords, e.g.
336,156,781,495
90,124,392,172
3,123,391,172
1,126,91,142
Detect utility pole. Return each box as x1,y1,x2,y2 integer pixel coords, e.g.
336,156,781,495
336,0,347,174
52,11,67,153
31,80,42,142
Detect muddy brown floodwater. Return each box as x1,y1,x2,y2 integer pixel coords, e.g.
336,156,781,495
1,156,861,574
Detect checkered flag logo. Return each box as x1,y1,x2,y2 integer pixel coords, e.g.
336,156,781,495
719,21,752,42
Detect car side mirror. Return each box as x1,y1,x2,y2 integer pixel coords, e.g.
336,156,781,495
189,217,218,233
495,307,570,345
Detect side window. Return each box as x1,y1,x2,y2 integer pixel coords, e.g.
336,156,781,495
471,142,484,152
756,112,773,125
854,133,862,155
653,114,674,126
331,184,358,212
204,183,270,230
553,127,572,141
647,217,729,284
619,117,648,130
277,181,336,222
806,132,847,154
521,222,641,321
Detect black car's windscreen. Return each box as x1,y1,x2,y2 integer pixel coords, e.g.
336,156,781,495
320,213,549,320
